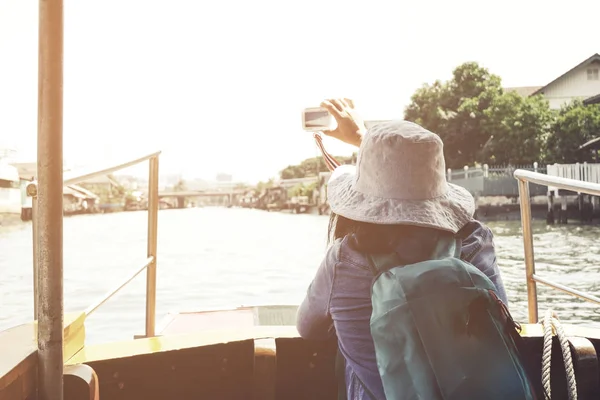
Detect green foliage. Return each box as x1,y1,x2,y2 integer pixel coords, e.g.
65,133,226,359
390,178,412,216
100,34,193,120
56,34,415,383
482,93,554,164
405,62,504,167
545,101,600,163
280,154,355,179
173,179,187,192
254,179,275,196
404,62,559,167
288,181,318,198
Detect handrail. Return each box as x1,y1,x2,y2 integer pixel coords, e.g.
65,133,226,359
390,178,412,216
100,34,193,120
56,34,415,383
28,152,161,337
514,169,600,323
514,169,600,196
84,256,155,316
63,151,161,186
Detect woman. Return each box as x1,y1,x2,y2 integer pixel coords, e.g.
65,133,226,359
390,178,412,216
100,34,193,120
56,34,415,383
296,99,507,400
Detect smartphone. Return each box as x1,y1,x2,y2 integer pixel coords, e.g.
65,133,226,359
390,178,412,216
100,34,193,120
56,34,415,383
301,107,336,132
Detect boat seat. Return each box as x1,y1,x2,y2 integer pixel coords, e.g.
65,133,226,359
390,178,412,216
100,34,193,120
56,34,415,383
568,336,599,400
64,364,99,400
83,339,255,399
522,335,600,400
274,336,338,400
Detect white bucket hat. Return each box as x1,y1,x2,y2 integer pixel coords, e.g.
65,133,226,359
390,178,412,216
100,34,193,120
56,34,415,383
327,120,475,233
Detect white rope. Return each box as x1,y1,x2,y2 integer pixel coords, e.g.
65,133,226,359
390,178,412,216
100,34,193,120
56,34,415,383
541,309,578,400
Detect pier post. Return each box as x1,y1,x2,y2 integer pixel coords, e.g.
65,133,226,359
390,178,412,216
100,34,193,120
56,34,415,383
560,196,568,224
546,191,555,225
578,194,584,223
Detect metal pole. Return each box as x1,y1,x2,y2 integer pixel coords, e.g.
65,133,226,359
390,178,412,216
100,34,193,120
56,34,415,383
27,183,39,320
37,0,64,398
517,179,538,323
145,156,159,337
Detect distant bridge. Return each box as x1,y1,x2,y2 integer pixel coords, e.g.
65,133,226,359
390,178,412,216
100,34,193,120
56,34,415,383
158,189,247,208
158,190,246,198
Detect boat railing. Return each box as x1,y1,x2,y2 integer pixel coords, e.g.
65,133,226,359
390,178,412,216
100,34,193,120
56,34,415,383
514,169,600,323
27,151,161,338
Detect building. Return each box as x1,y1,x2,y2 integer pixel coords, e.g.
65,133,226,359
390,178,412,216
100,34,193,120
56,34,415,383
505,53,600,109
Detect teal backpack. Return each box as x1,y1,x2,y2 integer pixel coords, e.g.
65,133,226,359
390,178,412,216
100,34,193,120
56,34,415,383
337,236,537,400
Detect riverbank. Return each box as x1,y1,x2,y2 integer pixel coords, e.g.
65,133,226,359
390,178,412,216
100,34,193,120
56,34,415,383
2,195,598,233
475,195,600,223
0,214,23,228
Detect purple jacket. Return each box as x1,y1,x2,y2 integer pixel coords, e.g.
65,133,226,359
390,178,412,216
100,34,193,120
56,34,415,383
296,221,508,400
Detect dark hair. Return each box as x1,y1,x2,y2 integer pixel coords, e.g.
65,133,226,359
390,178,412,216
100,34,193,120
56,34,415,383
328,212,452,254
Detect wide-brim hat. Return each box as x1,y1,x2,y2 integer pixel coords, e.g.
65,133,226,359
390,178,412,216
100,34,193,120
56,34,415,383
327,120,475,233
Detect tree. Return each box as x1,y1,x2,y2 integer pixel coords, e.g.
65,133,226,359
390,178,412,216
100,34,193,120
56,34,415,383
405,62,504,168
545,101,600,163
255,179,275,196
173,179,187,192
280,154,355,179
288,181,318,198
481,93,554,164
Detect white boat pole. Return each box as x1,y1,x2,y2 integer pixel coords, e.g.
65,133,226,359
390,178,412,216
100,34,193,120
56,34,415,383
37,0,64,398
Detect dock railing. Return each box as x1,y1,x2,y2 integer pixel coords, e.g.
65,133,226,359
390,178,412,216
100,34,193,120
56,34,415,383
514,169,600,323
27,151,161,338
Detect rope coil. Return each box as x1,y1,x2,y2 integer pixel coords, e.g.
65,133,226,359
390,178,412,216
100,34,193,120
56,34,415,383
541,309,577,400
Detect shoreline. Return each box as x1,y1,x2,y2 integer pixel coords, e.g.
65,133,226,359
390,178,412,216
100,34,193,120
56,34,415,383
0,214,23,227
2,196,598,233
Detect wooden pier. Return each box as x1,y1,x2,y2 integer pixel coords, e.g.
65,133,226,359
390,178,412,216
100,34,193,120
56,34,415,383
546,163,600,224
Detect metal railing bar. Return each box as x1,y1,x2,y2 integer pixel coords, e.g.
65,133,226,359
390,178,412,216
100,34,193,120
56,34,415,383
84,256,154,317
145,156,159,338
32,199,39,320
517,179,538,323
62,151,162,186
515,169,600,196
37,0,64,397
532,275,600,305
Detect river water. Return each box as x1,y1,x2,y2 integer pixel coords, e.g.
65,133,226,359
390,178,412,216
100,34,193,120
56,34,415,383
1,207,599,345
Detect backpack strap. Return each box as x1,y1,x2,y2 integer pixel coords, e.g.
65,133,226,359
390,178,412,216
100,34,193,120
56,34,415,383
367,236,462,275
367,252,404,275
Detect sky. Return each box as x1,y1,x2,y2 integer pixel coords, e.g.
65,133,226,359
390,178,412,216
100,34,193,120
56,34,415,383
0,0,599,183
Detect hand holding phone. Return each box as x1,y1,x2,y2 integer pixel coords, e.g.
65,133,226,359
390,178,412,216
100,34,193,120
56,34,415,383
318,98,366,147
302,99,392,147
305,99,392,172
